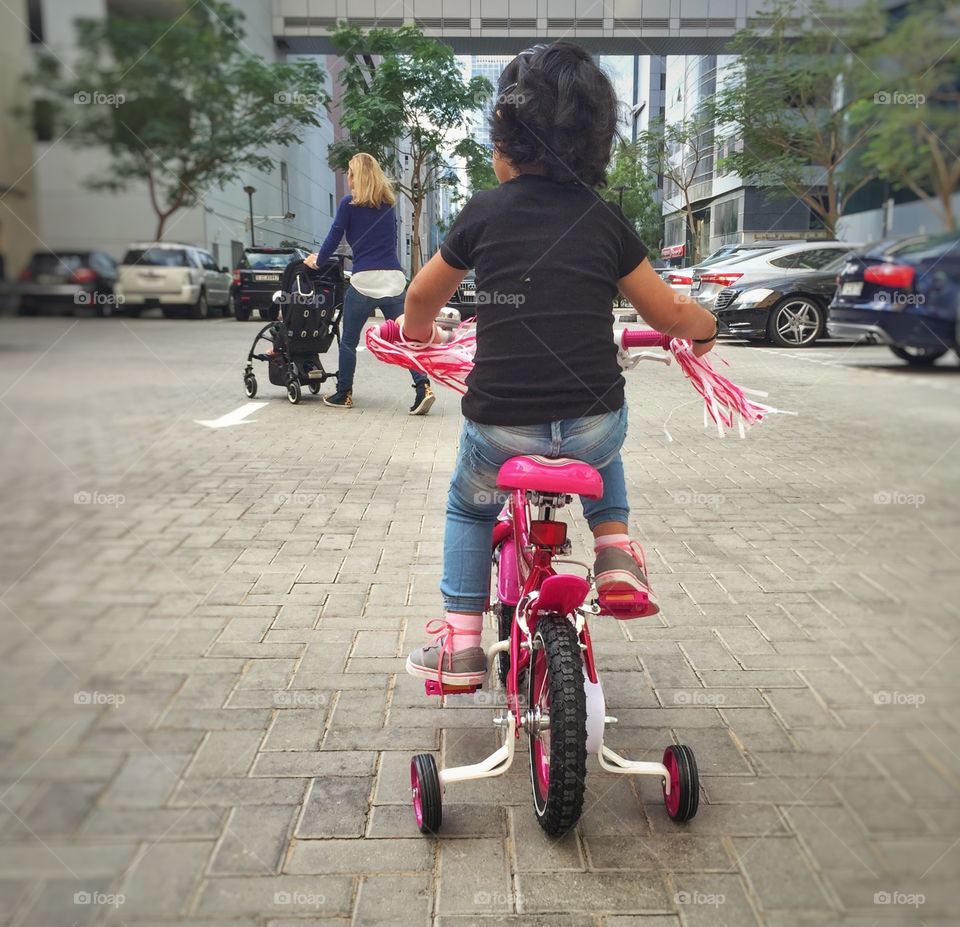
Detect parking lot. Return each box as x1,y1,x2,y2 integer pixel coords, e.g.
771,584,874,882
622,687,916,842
0,314,958,926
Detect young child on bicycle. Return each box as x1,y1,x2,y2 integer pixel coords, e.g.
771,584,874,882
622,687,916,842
399,42,719,686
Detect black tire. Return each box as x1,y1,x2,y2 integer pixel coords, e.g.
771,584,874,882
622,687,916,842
189,290,209,320
889,344,948,366
767,297,823,347
95,294,113,318
244,375,257,398
527,618,587,836
495,602,515,685
235,305,251,321
286,380,301,404
411,754,442,834
308,382,321,395
222,294,235,318
161,307,179,319
662,744,700,823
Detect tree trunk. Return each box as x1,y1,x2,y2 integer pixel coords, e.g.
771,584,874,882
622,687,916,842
411,193,423,275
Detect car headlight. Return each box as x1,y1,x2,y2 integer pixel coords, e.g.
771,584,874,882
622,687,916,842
737,287,775,307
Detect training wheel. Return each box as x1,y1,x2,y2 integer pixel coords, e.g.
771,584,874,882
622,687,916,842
244,374,257,398
286,380,302,404
662,744,699,822
410,754,442,834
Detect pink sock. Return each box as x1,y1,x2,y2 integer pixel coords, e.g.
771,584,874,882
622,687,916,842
446,612,483,649
594,533,630,551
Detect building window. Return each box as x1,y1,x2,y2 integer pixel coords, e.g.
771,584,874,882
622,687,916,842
27,0,43,43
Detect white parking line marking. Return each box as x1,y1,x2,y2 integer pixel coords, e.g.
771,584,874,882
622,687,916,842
195,402,268,429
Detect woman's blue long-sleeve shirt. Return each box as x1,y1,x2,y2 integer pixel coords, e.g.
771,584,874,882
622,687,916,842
314,195,404,272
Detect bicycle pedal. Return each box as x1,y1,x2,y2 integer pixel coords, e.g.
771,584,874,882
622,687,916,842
424,680,480,697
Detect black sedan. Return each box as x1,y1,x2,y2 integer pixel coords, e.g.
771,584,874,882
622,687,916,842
17,250,119,317
233,247,307,321
711,254,849,347
828,233,960,366
447,270,477,321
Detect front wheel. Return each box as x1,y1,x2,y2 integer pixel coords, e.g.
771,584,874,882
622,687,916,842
286,380,302,404
767,297,823,347
527,618,587,836
889,344,948,366
244,374,257,398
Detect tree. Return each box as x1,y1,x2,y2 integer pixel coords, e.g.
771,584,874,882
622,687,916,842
638,112,714,263
710,0,885,236
27,2,328,239
850,0,960,231
328,24,493,272
602,142,663,257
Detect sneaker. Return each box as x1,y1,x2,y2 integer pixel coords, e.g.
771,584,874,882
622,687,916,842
594,540,660,619
323,390,353,409
409,382,435,416
406,630,487,686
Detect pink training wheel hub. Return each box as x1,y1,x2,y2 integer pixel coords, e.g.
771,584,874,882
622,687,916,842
661,744,700,822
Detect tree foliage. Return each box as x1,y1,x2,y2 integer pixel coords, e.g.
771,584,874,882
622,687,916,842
602,142,663,258
27,2,328,240
328,23,493,272
850,0,960,230
710,0,885,236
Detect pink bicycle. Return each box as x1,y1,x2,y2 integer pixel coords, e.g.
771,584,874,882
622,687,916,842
409,329,701,836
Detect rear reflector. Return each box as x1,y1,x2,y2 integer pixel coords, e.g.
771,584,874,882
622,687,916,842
529,520,567,547
864,263,915,289
71,268,96,284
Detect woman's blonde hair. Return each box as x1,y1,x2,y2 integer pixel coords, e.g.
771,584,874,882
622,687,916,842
348,153,396,208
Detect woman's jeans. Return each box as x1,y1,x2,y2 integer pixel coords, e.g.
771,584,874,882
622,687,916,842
441,405,630,613
337,285,428,394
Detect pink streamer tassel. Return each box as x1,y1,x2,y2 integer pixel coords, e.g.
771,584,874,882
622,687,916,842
365,320,789,436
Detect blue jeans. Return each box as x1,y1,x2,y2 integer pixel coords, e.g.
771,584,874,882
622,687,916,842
441,405,630,613
337,284,428,394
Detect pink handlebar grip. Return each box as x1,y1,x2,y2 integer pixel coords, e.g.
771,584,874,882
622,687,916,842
620,329,670,350
378,318,402,343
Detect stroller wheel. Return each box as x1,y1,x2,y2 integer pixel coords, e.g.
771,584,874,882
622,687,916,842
286,380,302,404
244,374,257,398
308,383,322,395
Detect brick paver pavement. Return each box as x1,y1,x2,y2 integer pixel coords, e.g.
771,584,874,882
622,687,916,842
0,315,957,926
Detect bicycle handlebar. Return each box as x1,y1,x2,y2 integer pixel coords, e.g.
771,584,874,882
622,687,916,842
619,329,671,350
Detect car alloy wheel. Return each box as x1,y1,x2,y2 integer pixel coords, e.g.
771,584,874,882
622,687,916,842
769,297,822,347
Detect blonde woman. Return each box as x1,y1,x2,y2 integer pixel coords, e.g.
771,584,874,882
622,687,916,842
306,153,434,413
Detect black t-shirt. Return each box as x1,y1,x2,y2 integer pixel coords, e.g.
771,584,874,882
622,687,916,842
440,174,648,426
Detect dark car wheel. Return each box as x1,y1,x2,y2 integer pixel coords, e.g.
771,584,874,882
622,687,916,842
767,297,823,347
235,304,251,321
889,345,949,366
221,294,235,318
189,290,209,320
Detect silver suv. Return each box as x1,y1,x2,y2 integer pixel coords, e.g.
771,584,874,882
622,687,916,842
116,242,233,319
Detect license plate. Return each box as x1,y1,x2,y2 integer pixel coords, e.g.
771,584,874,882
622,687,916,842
255,274,280,282
690,279,701,291
840,281,863,296
35,274,62,284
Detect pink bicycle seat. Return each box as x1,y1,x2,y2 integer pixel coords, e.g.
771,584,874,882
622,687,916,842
497,455,604,500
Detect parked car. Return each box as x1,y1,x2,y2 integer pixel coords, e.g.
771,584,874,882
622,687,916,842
17,250,118,316
711,252,851,346
232,246,307,321
691,241,859,309
828,232,960,366
662,240,814,297
447,270,477,320
115,242,233,319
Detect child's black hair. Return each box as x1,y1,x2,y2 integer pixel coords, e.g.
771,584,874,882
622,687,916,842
490,41,619,188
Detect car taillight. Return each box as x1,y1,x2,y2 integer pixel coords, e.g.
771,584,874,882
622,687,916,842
700,272,744,287
666,273,692,286
232,270,241,286
529,520,568,548
864,263,915,288
71,267,96,284
18,268,33,282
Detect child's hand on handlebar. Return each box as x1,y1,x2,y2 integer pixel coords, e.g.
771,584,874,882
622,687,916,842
396,314,450,345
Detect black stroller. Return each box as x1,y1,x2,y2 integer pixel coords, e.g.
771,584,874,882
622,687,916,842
243,256,345,404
